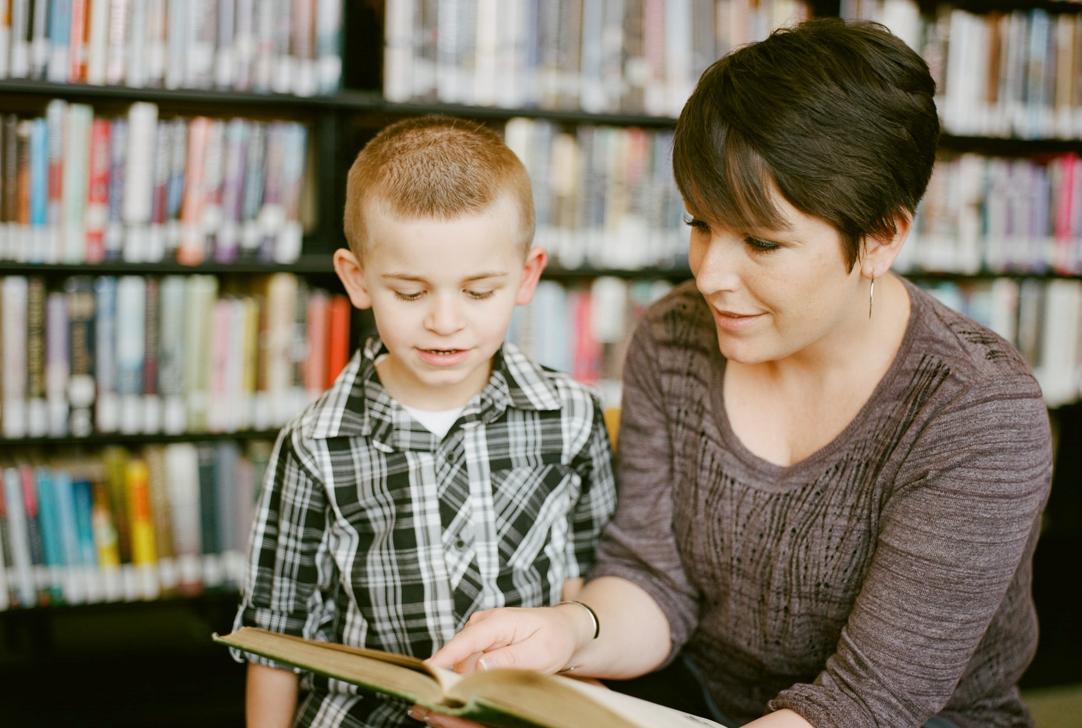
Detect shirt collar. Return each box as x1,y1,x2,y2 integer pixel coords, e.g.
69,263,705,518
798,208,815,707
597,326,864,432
307,336,562,445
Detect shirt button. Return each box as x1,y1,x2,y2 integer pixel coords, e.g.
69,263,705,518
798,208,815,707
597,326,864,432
455,538,467,550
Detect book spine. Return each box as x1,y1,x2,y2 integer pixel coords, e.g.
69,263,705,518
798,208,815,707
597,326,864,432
68,0,89,82
122,101,158,262
183,274,218,431
196,442,221,587
45,291,70,436
126,0,147,88
71,477,104,602
144,445,176,593
62,103,92,264
144,0,166,86
49,469,82,603
164,442,203,595
327,293,350,384
164,0,186,88
115,275,146,433
304,289,329,396
206,297,231,433
90,476,122,601
157,275,186,434
47,0,72,83
3,467,36,606
85,117,112,264
147,117,171,261
18,464,50,606
215,118,248,264
45,99,66,264
93,275,119,433
28,117,46,263
86,0,112,85
142,276,160,432
214,0,236,90
33,466,65,604
125,458,159,599
2,276,29,439
199,119,225,260
2,114,16,262
26,275,47,436
186,0,216,89
291,0,316,96
30,0,50,79
65,276,96,437
177,117,209,266
384,0,415,102
314,0,341,94
9,0,30,78
271,0,292,94
164,117,187,255
233,0,255,91
214,440,242,584
14,118,31,262
274,122,306,264
106,0,131,85
240,121,265,256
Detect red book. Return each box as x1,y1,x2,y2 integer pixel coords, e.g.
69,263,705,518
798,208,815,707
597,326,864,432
326,294,351,385
177,117,210,266
304,290,330,394
69,0,89,82
85,118,111,264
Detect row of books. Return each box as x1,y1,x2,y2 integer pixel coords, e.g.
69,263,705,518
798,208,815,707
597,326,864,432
0,272,352,440
384,0,811,117
508,277,675,409
846,1,1082,140
894,152,1082,276
505,117,689,272
0,0,343,97
0,102,311,265
918,277,1082,408
0,439,270,609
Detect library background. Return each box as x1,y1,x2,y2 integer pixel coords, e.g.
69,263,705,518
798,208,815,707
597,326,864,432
0,0,1080,725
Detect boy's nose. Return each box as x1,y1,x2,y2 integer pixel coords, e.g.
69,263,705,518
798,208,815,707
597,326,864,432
424,300,465,334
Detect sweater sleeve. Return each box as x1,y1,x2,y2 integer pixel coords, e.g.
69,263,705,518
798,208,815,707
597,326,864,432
587,316,702,657
770,375,1052,728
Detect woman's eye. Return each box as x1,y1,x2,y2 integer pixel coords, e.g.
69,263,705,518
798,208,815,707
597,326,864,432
745,236,780,253
683,214,710,232
394,291,423,301
467,290,496,300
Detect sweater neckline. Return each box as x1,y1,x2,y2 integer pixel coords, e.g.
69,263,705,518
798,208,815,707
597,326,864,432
709,277,923,487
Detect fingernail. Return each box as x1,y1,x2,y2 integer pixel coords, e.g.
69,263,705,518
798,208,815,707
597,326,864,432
407,706,426,722
478,655,498,671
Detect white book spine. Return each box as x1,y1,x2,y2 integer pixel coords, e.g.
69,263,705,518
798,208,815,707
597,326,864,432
9,0,30,77
2,277,29,438
314,0,342,93
126,0,148,87
0,0,8,79
473,0,498,107
122,102,158,262
116,276,147,434
164,0,186,88
3,468,36,606
234,0,256,89
384,0,415,102
62,105,93,264
86,0,112,84
29,0,49,79
215,0,237,89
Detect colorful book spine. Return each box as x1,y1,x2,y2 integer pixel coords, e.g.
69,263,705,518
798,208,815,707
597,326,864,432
126,458,160,599
71,477,104,602
65,275,97,437
143,277,161,433
94,275,120,433
85,117,112,264
3,466,36,607
116,275,147,434
26,276,48,437
34,466,66,604
90,477,123,602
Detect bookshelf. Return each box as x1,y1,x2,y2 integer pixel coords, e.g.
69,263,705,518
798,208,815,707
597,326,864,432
2,0,1081,725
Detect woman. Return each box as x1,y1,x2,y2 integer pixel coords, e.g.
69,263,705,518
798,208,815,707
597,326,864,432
418,18,1052,728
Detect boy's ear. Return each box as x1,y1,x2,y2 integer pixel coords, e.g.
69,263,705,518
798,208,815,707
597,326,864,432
515,246,549,306
861,212,912,280
334,247,373,310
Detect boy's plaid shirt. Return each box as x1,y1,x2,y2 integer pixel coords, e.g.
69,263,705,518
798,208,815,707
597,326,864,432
233,337,617,727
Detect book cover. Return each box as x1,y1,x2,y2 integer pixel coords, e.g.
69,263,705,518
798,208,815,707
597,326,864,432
216,627,725,728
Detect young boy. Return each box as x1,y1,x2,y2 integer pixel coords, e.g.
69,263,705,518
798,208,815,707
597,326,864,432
232,116,617,728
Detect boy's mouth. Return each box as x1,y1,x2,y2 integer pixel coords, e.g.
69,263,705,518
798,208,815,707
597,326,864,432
416,347,471,367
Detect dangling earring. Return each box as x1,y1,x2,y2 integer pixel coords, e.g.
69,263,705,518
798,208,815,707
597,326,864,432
868,276,875,319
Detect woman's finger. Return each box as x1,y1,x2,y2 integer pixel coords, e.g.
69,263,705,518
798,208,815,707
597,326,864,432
407,705,491,728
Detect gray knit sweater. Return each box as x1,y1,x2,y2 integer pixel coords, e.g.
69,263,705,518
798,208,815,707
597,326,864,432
591,278,1052,728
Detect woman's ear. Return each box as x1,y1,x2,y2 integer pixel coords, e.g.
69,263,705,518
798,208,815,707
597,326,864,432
333,247,373,310
861,213,913,280
515,246,549,306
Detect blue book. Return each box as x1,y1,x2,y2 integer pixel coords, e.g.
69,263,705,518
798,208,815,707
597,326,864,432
47,0,72,84
51,468,83,604
71,479,98,570
34,466,65,604
29,118,47,242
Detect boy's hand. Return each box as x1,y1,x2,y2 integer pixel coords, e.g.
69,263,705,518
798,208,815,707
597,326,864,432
426,605,589,675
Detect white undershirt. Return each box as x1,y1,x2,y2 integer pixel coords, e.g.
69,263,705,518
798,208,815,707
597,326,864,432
402,404,466,439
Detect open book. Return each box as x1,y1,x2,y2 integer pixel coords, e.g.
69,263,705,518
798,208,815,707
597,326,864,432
215,627,724,728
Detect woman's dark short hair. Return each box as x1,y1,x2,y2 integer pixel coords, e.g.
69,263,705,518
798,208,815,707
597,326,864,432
672,18,939,269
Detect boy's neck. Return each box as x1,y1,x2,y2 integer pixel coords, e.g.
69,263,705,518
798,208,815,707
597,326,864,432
374,353,497,411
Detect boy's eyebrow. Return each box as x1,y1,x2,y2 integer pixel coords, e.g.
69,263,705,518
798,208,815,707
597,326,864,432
382,271,510,283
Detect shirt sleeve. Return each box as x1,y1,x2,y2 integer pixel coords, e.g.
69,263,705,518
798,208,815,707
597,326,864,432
231,426,340,669
565,389,618,579
587,318,702,658
770,376,1052,728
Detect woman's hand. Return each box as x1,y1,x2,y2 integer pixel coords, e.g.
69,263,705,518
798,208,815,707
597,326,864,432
427,603,592,675
407,705,491,728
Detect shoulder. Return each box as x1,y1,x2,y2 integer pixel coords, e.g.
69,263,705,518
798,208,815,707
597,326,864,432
903,279,1042,400
502,341,604,417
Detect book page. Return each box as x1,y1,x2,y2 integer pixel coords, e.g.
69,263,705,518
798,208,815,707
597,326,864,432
453,669,726,728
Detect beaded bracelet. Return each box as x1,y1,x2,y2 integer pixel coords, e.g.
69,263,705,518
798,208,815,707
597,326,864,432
554,600,600,640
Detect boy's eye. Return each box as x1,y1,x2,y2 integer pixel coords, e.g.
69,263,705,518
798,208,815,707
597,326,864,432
744,236,780,253
466,289,496,300
394,291,423,301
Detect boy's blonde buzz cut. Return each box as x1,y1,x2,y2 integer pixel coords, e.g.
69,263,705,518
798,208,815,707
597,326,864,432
343,115,536,259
